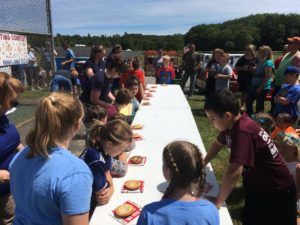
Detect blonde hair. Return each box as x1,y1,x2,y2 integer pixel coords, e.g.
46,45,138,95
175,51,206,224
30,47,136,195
258,45,273,62
163,55,171,61
0,72,23,111
89,119,132,151
245,44,256,58
26,92,84,159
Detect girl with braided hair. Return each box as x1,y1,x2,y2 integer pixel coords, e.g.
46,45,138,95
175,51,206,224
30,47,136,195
137,141,219,225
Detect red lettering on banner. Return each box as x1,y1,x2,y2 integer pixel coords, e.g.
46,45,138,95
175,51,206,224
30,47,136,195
0,34,11,40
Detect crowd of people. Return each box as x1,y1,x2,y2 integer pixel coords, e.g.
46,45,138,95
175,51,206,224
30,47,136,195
1,36,300,225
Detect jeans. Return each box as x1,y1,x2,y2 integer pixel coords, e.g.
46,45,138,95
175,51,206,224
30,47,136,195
24,66,38,87
245,88,269,116
51,75,72,92
180,70,196,97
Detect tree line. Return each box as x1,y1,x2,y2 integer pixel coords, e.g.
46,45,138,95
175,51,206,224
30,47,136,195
54,13,300,51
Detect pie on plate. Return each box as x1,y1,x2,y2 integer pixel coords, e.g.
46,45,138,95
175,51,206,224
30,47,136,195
129,156,143,164
114,203,135,218
132,133,141,139
131,124,143,129
124,180,141,190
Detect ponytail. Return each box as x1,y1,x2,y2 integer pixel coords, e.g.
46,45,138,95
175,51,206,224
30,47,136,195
88,119,132,152
26,92,84,159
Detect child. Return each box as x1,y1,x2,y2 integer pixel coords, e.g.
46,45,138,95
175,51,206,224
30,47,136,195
274,66,300,123
204,90,296,225
80,119,132,218
251,112,275,134
105,88,132,120
271,113,297,140
84,105,108,128
126,77,140,121
85,110,130,178
214,53,232,91
275,132,300,221
9,92,93,225
155,55,176,84
137,141,219,225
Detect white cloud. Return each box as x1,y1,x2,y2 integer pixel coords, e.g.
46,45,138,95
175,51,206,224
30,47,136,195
51,0,299,35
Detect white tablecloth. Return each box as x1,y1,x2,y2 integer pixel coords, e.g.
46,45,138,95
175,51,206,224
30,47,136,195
90,84,233,225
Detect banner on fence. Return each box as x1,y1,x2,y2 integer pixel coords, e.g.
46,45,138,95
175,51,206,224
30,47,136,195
0,33,28,66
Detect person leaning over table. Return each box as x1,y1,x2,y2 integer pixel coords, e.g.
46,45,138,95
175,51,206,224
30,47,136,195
79,55,128,108
79,119,132,219
9,92,93,225
0,73,24,225
204,90,296,225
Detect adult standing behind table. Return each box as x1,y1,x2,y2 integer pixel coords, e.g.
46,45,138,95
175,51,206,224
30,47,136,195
235,44,257,110
80,55,128,108
9,92,93,225
60,42,75,71
24,45,39,91
204,48,224,99
272,37,300,113
50,69,79,96
245,45,274,116
80,45,106,90
84,45,106,78
107,44,123,95
180,44,201,97
0,72,24,225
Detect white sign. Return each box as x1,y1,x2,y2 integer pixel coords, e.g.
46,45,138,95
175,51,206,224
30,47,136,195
0,33,28,66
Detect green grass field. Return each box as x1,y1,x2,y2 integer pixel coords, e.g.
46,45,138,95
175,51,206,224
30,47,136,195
187,94,271,225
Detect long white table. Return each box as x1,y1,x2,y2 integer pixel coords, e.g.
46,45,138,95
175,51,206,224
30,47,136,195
90,84,233,225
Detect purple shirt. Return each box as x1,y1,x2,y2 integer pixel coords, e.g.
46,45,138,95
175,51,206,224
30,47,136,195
217,113,293,192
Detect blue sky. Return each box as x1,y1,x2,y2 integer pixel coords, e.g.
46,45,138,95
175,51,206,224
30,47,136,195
51,0,299,36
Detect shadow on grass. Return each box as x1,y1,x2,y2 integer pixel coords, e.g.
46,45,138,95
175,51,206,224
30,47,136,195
227,185,244,223
191,108,207,117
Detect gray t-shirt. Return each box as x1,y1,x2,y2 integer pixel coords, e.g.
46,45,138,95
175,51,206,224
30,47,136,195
215,64,232,91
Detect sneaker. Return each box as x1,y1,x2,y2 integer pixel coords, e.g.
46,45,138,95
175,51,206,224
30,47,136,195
30,87,35,91
36,86,44,90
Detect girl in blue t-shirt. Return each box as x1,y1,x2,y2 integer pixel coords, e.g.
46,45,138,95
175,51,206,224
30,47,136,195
10,92,93,225
80,119,132,218
137,141,219,225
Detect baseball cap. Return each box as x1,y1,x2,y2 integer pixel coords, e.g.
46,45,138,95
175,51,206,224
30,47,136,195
284,66,300,75
287,37,300,44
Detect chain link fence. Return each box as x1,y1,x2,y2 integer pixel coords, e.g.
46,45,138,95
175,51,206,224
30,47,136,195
0,0,54,125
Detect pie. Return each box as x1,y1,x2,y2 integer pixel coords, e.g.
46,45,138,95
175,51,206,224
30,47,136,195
114,203,135,218
132,133,141,139
124,180,141,190
142,101,150,106
129,156,143,164
131,124,143,129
